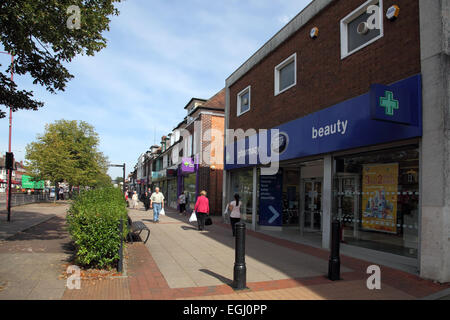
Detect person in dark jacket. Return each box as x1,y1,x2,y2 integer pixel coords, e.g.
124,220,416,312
143,191,150,211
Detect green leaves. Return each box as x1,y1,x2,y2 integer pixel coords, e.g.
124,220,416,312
67,186,128,268
0,0,122,117
24,119,110,188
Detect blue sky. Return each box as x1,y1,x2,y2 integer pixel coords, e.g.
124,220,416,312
0,0,310,179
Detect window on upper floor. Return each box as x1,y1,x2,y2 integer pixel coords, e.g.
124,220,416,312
274,53,297,96
341,0,384,59
237,86,251,116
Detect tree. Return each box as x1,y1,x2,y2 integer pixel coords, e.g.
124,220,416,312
0,0,122,118
114,176,123,184
25,119,110,192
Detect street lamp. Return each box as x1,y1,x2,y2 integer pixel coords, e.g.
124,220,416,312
1,51,14,221
108,163,126,194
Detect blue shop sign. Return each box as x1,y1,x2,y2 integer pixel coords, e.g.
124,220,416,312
259,172,283,226
225,74,422,170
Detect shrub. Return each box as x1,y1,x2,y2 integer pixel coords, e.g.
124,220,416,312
66,186,128,269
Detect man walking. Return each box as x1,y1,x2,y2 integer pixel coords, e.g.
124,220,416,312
150,187,164,223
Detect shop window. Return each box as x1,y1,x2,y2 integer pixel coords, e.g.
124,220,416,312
340,0,384,59
274,53,296,96
230,169,254,224
332,145,419,258
237,86,251,116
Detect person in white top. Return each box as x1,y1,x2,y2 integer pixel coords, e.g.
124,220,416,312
228,194,242,237
178,191,186,215
131,191,138,209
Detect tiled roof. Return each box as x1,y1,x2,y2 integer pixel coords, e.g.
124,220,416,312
202,88,225,111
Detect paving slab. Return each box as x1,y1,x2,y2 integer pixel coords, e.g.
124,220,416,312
129,208,352,289
0,203,71,300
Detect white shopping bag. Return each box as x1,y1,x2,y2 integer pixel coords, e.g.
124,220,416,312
223,208,230,224
160,208,165,216
189,211,197,223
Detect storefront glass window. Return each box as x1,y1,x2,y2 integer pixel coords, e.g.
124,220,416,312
332,145,419,258
168,179,177,208
231,169,254,224
184,173,197,211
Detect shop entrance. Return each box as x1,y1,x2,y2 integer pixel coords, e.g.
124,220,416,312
301,179,323,232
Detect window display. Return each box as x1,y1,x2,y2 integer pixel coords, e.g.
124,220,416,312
333,145,419,258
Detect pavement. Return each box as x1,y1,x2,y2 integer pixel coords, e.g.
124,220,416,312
0,202,72,300
1,201,449,300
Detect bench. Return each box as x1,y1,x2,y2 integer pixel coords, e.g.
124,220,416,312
127,216,150,244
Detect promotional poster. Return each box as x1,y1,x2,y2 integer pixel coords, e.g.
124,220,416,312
362,163,398,234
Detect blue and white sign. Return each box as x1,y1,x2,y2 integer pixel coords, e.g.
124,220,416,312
259,173,283,226
225,74,422,170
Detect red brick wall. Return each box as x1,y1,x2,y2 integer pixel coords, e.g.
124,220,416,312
195,113,224,215
229,0,421,131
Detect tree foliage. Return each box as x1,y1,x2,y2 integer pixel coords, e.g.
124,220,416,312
0,0,122,117
25,119,111,188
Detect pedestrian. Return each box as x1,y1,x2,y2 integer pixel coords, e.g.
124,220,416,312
150,187,165,223
228,194,242,237
124,191,129,207
59,187,64,200
143,191,150,211
194,190,209,231
132,191,138,209
178,191,186,215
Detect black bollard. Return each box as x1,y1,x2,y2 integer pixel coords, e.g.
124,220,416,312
233,222,247,290
118,218,124,273
328,220,341,281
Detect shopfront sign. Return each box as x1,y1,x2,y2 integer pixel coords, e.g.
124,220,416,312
370,83,411,124
166,169,177,177
225,74,422,171
259,173,283,226
181,157,195,174
22,175,45,189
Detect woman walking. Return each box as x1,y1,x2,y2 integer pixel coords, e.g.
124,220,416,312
228,194,242,237
194,190,209,231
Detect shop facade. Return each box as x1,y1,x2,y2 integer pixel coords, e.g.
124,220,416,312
225,75,422,263
223,0,450,281
178,157,198,211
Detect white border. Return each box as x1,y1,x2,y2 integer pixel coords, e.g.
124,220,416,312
237,85,251,117
274,52,297,96
340,0,384,60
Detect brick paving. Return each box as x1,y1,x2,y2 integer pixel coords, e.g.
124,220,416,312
61,206,450,300
2,203,449,300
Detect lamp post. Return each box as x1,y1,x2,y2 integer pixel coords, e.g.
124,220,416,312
108,163,126,194
1,51,14,220
108,163,126,273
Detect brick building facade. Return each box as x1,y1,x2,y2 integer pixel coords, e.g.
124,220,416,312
223,0,450,283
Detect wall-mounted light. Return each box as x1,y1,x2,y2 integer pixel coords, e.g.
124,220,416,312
310,27,319,39
386,5,400,21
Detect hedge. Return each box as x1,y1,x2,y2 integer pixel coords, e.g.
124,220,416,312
66,186,128,269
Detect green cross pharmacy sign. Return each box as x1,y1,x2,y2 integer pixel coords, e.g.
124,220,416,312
380,90,399,116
